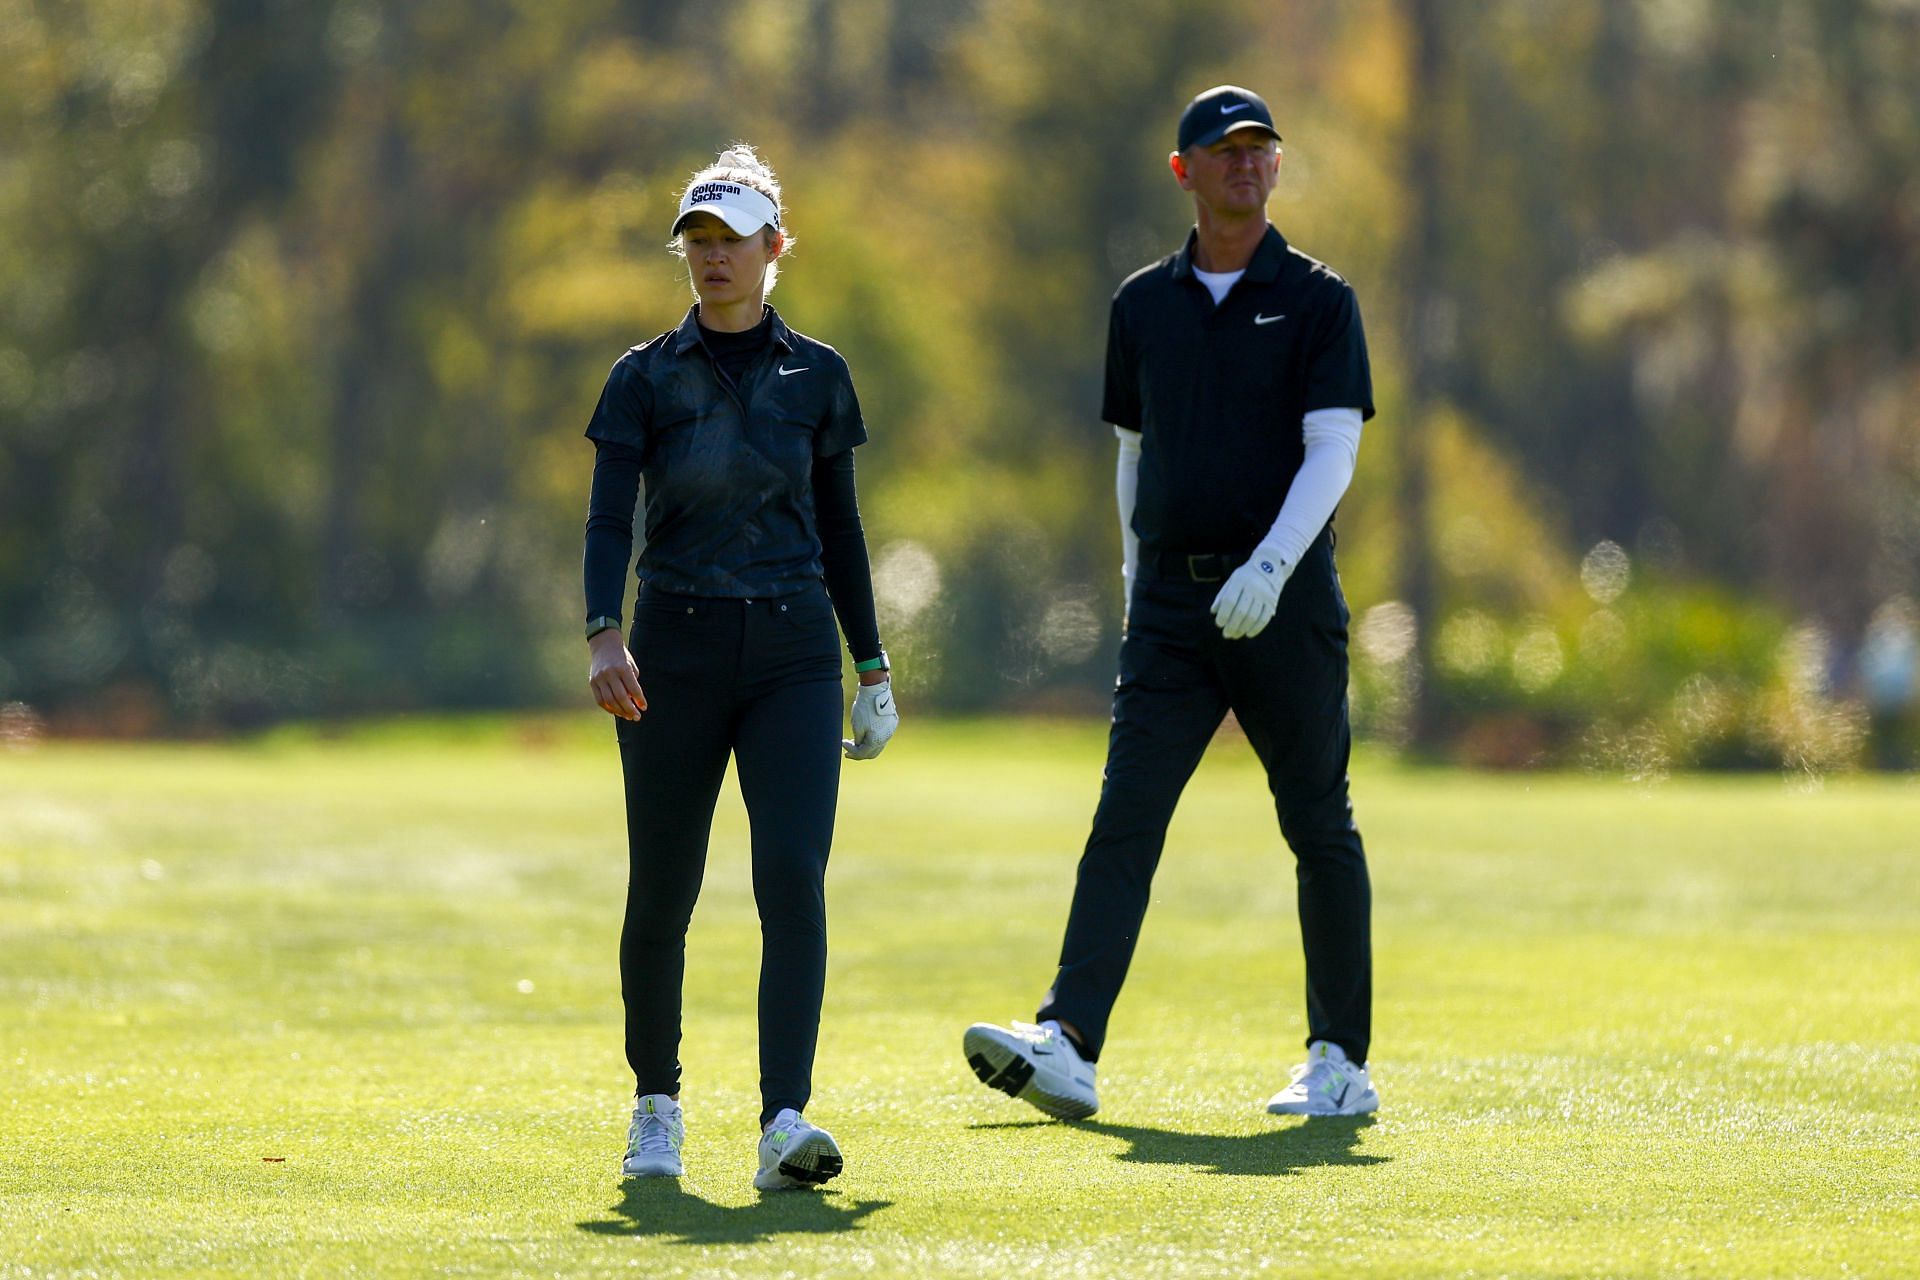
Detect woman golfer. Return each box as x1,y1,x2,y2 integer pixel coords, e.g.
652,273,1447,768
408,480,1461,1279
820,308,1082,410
580,144,897,1190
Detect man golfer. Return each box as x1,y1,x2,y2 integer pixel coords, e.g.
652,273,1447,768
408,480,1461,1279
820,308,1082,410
964,85,1379,1118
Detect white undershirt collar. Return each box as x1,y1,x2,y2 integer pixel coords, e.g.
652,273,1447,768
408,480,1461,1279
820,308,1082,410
1190,267,1245,306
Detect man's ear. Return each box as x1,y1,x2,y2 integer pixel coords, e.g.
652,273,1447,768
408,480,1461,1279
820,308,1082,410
1169,150,1191,189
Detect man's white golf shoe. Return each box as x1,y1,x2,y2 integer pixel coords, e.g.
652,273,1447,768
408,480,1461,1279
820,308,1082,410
621,1093,685,1177
753,1109,844,1191
963,1019,1099,1121
1266,1040,1379,1117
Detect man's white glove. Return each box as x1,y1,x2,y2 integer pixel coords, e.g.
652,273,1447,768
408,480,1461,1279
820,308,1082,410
843,678,899,760
1210,543,1293,639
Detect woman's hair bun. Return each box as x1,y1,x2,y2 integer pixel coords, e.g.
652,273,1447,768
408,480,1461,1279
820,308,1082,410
714,144,773,180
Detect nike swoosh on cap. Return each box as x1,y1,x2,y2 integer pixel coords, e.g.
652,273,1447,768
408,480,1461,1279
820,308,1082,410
1220,102,1251,114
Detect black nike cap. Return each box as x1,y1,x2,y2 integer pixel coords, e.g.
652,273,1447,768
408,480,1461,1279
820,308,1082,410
1176,85,1282,152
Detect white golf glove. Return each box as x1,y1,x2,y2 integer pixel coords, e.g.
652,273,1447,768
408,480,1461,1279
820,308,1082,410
843,678,898,760
1210,543,1293,640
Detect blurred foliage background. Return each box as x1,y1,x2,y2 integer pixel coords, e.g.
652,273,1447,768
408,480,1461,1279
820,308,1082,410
1,0,1916,770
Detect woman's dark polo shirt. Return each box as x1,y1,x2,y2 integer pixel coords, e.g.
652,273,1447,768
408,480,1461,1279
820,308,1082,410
582,305,881,661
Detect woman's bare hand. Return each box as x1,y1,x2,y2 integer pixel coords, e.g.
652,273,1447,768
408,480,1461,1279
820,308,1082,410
588,629,647,720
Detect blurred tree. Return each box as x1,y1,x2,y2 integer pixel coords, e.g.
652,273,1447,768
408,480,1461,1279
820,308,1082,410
1395,0,1445,748
0,0,1908,764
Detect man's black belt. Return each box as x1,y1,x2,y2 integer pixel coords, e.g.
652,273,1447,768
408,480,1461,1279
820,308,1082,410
1142,549,1246,584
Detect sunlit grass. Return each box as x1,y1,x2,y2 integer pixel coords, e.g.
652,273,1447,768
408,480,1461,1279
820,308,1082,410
2,718,1916,1277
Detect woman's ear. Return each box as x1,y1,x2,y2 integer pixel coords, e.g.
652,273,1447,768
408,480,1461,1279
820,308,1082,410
766,229,786,261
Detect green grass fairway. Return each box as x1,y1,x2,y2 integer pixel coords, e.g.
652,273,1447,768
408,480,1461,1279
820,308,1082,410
3,717,1917,1278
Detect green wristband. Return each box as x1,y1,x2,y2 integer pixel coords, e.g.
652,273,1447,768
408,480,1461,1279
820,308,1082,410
853,652,889,673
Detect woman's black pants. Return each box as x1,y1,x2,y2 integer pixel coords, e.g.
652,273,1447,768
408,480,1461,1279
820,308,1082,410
615,581,843,1127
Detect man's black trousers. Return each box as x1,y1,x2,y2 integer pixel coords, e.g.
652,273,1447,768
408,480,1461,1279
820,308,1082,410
1036,528,1373,1064
615,581,843,1127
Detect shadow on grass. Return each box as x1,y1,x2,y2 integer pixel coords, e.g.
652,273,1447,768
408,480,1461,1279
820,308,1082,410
1088,1114,1386,1177
577,1179,892,1246
970,1115,1386,1178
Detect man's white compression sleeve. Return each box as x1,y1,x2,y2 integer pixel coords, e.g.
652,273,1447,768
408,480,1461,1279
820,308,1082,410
1115,426,1142,586
1258,407,1364,567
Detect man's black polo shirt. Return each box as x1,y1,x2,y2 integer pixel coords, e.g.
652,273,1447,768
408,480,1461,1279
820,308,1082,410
585,304,867,597
1102,225,1374,555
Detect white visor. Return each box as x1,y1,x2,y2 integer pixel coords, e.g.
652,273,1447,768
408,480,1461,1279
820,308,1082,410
671,180,779,236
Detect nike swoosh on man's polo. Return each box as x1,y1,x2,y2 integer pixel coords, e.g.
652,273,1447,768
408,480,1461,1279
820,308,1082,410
778,365,809,376
1254,313,1286,325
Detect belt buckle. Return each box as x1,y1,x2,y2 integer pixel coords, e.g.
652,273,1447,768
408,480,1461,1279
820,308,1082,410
1187,554,1222,584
